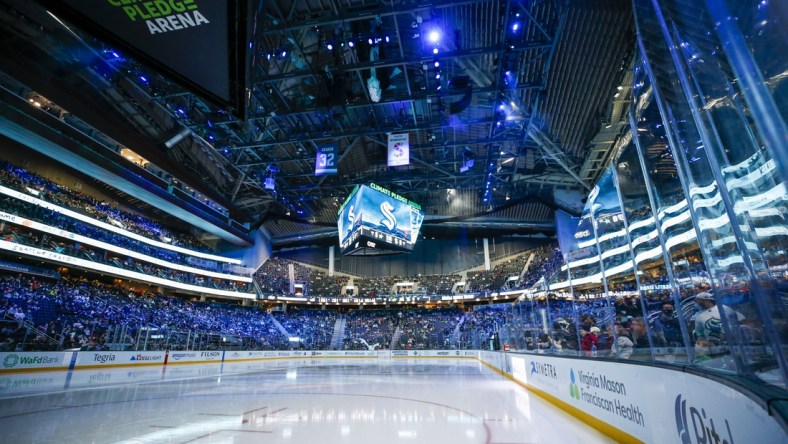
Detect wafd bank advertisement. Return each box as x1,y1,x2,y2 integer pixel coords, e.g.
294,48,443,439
506,355,784,443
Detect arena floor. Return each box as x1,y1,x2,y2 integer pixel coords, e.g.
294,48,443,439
0,358,614,443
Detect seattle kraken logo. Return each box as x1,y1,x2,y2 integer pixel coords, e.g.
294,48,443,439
569,369,580,400
347,205,360,234
380,201,396,231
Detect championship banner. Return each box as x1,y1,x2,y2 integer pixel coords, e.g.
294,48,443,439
315,144,338,176
387,133,410,167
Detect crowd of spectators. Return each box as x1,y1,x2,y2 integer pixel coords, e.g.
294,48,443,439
0,271,285,352
0,193,241,276
2,224,251,293
254,257,291,294
273,308,338,349
1,162,214,253
1,267,750,363
396,308,462,350
354,276,399,298
519,246,563,288
342,309,398,350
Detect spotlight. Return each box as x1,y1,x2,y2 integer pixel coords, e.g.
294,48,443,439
435,73,441,79
348,41,354,47
368,38,373,45
428,30,440,43
434,61,440,68
433,48,439,55
512,23,519,31
385,35,390,42
138,75,148,84
505,70,511,76
499,104,505,110
326,43,333,50
281,50,287,57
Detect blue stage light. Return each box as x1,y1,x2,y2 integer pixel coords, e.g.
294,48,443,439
428,30,440,43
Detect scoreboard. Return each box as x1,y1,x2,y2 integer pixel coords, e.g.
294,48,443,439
337,184,424,255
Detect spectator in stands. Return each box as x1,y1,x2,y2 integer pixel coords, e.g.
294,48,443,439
654,303,683,347
581,326,600,356
616,324,634,359
692,292,744,361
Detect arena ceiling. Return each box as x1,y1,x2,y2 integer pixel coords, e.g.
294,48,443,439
0,0,635,246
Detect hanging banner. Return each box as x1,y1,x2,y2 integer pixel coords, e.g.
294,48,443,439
315,144,338,176
387,133,410,167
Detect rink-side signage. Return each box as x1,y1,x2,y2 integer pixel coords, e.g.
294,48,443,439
497,354,784,444
167,351,223,364
74,351,166,368
0,352,71,372
391,350,477,358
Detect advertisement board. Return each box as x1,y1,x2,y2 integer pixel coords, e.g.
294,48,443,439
0,352,71,372
44,0,259,117
73,351,166,369
492,353,785,444
391,350,476,358
167,351,223,364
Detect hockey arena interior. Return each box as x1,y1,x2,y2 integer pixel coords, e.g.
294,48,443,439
0,0,786,443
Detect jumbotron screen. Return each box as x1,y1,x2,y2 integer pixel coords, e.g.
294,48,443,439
338,184,424,255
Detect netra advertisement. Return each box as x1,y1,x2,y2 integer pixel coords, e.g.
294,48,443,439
502,354,784,444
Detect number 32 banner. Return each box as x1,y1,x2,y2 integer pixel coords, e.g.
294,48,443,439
315,144,338,176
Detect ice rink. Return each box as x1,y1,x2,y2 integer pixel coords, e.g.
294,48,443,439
0,358,615,443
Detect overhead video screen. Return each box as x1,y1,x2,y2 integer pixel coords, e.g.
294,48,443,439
45,0,256,118
337,184,424,255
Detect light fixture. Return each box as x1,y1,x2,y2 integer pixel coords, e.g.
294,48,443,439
326,43,333,50
428,30,440,43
